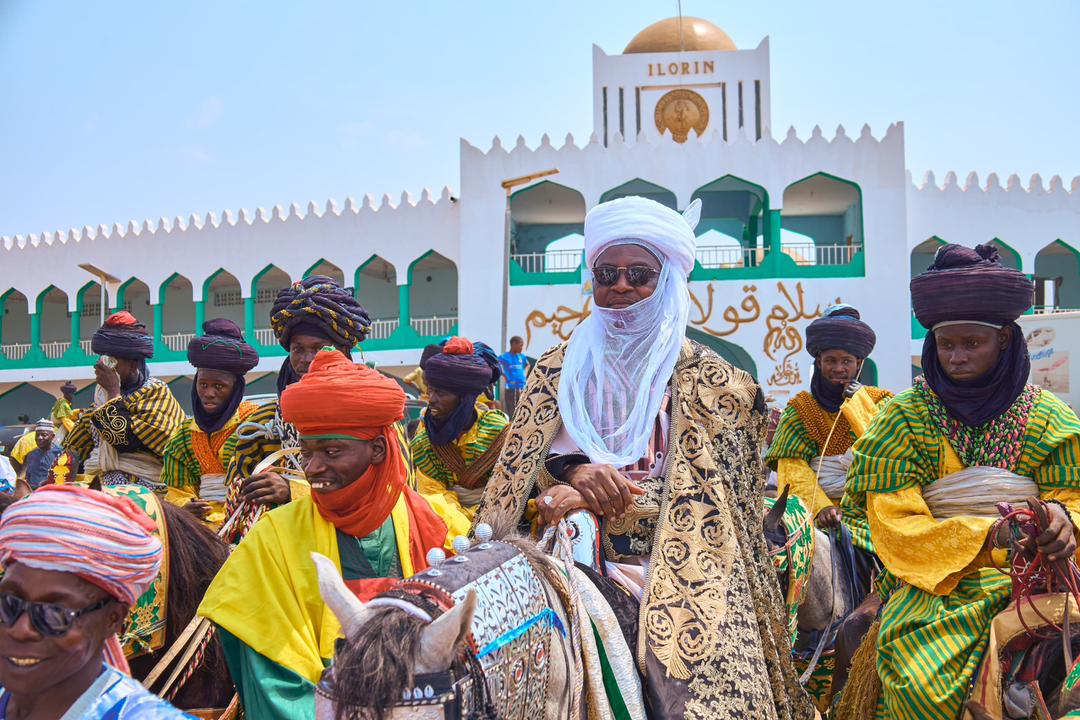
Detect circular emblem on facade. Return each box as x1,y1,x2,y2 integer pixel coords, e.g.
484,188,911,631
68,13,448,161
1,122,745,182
654,89,709,143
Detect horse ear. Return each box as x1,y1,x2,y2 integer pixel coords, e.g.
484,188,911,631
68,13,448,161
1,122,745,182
764,486,789,534
416,590,477,674
311,552,368,640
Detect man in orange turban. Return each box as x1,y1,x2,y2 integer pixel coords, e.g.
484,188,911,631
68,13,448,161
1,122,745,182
200,350,469,720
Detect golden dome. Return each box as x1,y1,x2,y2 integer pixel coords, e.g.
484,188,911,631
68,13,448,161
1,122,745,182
624,17,736,54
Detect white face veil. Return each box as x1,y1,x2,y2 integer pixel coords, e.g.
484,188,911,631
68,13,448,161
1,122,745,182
558,196,701,467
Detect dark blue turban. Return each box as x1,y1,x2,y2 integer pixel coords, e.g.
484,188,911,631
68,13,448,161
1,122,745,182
805,305,876,360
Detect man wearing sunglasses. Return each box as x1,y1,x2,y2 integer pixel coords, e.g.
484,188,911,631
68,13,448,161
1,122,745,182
0,485,191,718
474,195,813,719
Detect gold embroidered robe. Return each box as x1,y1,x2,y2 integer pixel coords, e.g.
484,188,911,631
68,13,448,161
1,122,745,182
473,340,813,720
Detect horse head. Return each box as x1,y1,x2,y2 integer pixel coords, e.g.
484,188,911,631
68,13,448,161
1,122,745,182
310,528,575,720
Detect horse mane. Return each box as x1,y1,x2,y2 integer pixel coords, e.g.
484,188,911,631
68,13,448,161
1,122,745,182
327,520,552,720
130,500,233,708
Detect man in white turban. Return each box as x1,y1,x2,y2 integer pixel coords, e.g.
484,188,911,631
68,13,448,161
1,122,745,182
475,196,813,719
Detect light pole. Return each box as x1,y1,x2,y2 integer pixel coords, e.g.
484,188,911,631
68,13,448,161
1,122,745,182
499,169,559,356
77,264,120,325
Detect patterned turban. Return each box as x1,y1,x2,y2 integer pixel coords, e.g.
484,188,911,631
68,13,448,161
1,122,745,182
280,349,405,440
91,311,154,360
422,337,502,397
0,485,162,605
805,305,877,359
269,276,371,350
911,244,1034,330
187,318,259,374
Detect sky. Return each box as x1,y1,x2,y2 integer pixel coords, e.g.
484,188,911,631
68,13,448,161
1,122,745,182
1,0,1078,238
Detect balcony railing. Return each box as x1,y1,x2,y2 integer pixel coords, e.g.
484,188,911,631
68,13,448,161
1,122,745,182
368,318,399,340
695,246,765,269
511,250,583,274
782,243,862,266
410,316,457,338
0,343,31,360
80,339,93,355
1033,306,1080,315
692,243,862,269
40,341,70,359
162,332,196,352
254,328,276,346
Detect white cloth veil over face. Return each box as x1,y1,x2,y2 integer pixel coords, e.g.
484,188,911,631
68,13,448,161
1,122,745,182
558,196,701,467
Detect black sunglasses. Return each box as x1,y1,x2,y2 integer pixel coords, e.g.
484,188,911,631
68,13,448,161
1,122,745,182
0,592,112,637
592,265,660,287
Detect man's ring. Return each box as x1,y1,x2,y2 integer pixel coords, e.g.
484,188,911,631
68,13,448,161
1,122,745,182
544,496,554,506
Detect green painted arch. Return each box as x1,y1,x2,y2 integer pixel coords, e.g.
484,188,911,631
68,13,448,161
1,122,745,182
988,238,1023,271
686,327,759,380
1037,239,1080,266
33,284,67,315
599,179,677,209
202,268,241,300
250,264,291,297
76,280,102,310
354,254,399,300
407,249,457,279
780,171,864,249
303,258,345,284
691,174,770,214
112,277,145,312
158,272,194,302
510,179,585,204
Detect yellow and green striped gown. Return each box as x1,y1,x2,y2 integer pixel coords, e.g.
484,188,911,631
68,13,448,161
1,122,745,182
847,385,1080,719
410,404,509,520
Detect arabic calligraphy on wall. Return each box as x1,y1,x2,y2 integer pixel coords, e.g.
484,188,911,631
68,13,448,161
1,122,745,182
524,281,840,387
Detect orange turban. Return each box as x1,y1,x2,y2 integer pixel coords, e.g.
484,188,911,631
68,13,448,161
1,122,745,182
280,349,405,440
280,350,409,538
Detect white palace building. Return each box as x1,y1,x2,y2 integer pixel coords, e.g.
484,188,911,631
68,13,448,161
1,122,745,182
1,16,1078,422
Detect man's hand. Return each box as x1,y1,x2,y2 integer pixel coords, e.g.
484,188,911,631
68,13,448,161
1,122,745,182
537,485,589,526
94,360,121,400
816,506,842,529
564,463,645,519
184,499,212,519
240,472,291,507
1036,502,1077,562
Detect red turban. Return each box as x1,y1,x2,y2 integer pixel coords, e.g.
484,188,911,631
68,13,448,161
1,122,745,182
280,350,408,538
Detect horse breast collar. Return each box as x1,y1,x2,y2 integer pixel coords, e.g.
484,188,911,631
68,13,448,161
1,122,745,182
389,540,563,719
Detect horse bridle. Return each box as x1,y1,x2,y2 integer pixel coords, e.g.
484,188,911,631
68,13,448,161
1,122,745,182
317,581,496,720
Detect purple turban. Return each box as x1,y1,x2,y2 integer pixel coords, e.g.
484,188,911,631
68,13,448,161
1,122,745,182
91,311,154,360
911,244,1033,330
805,305,876,359
421,337,502,446
187,318,259,374
188,319,258,433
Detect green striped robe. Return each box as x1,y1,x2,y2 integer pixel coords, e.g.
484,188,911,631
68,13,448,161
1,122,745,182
847,386,1080,719
410,406,509,489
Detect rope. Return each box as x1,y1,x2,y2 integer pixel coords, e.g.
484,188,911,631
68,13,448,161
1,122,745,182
990,499,1080,648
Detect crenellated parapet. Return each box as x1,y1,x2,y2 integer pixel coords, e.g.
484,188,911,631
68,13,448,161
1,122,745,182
0,187,460,312
906,170,1080,269
460,121,907,211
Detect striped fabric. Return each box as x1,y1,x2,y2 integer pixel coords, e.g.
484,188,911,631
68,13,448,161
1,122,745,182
224,397,415,490
162,402,257,494
410,405,509,488
64,377,185,462
845,386,1080,719
0,484,161,605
